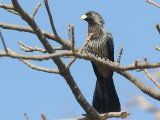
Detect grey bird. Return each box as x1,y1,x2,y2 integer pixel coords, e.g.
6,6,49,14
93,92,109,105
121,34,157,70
81,11,121,113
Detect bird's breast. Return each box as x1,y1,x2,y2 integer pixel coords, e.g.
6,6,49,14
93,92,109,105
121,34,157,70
85,33,108,59
85,33,110,78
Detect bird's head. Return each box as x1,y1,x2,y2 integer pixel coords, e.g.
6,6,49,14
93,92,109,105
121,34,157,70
81,11,105,27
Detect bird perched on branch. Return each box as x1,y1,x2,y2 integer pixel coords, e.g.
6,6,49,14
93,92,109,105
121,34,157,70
81,11,121,113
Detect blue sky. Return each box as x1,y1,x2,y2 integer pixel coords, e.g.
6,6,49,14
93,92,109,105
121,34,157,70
0,0,160,120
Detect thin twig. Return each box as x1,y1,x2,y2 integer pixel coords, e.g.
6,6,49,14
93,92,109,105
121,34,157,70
156,23,160,34
144,69,160,89
24,112,30,120
18,41,47,53
31,2,41,18
19,41,66,52
0,3,14,10
155,46,160,51
0,3,19,15
43,0,58,36
117,47,123,64
68,23,71,42
4,48,59,73
66,57,76,69
20,46,46,53
6,9,19,15
66,25,76,69
20,46,64,53
20,59,59,74
71,25,75,53
0,22,71,49
135,60,139,67
144,57,147,62
80,33,93,53
121,61,160,71
0,30,8,53
41,113,48,120
146,0,160,8
52,47,67,50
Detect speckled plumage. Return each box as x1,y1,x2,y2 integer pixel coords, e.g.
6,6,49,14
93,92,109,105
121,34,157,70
86,32,112,78
82,11,121,113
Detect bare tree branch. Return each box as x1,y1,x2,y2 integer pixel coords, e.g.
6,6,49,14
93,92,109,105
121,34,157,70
117,47,123,64
156,23,160,34
41,113,48,120
146,0,160,8
57,112,130,120
0,30,8,53
0,3,14,10
18,41,66,52
144,69,160,89
11,0,65,70
0,48,73,60
11,1,101,120
66,58,76,69
101,112,130,119
68,24,71,42
0,3,19,15
44,0,58,36
18,41,47,53
65,24,76,69
71,25,75,53
4,48,59,73
6,9,19,15
1,48,160,71
0,22,71,49
20,59,59,74
24,112,30,120
31,2,41,18
120,61,160,71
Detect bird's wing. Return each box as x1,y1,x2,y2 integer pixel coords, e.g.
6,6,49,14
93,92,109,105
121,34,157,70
106,32,114,62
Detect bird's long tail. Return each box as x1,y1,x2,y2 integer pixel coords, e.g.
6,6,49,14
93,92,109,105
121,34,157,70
92,75,121,113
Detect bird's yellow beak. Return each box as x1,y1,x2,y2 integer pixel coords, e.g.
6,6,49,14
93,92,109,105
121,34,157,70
81,15,87,20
